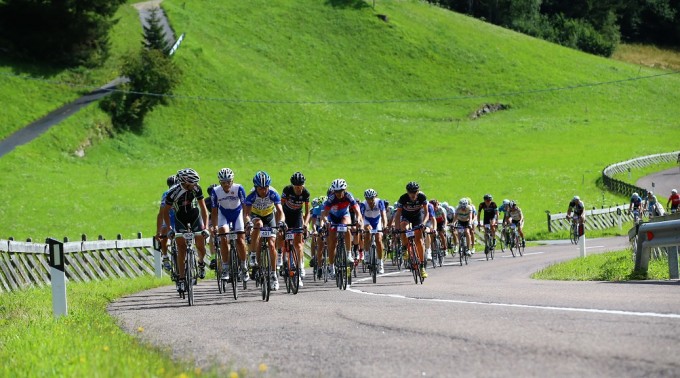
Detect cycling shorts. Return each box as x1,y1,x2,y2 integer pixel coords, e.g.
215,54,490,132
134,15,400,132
400,212,423,227
457,220,470,228
176,208,204,233
252,212,276,228
217,211,244,232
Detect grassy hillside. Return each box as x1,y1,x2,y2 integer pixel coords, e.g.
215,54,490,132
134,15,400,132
0,0,679,241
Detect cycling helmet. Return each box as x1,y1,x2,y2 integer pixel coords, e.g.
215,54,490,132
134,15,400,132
364,188,378,199
330,179,347,191
177,168,200,184
509,201,516,207
648,191,654,196
483,194,492,200
252,171,271,188
218,168,234,182
166,175,178,188
318,195,327,204
673,189,678,194
459,198,469,206
429,199,439,207
406,181,420,192
311,197,320,207
503,199,510,205
207,183,218,196
573,195,580,201
441,201,449,208
290,171,306,185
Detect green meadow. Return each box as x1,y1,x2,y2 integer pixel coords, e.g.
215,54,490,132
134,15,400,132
1,0,679,243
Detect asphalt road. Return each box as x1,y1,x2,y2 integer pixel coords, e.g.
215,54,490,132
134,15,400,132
636,166,680,200
109,237,680,377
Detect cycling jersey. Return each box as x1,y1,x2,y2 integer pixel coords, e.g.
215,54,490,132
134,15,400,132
434,206,446,224
669,193,680,210
281,185,309,228
423,202,436,227
509,207,523,221
160,189,176,228
245,188,281,217
478,201,498,224
455,205,474,222
164,184,204,217
568,200,585,215
397,192,427,225
323,192,358,222
211,184,246,218
310,204,324,228
630,196,643,210
360,198,385,230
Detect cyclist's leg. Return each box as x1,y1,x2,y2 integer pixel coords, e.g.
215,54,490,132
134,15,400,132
414,228,425,262
251,218,263,264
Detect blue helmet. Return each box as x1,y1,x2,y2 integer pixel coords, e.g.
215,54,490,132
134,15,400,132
253,171,271,188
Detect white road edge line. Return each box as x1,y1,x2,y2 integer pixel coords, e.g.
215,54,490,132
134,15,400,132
348,271,680,320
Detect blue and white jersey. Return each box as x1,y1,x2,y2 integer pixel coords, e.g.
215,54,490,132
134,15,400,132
160,190,176,228
360,198,385,230
211,183,246,219
311,204,324,227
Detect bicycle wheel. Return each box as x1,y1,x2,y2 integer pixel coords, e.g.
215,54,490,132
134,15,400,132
370,244,377,284
517,234,524,257
215,242,223,294
186,250,195,306
570,224,578,245
291,264,300,295
429,236,437,269
409,241,419,284
230,247,238,300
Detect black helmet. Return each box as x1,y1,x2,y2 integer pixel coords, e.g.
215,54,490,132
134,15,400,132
290,171,306,185
167,175,178,188
406,181,420,192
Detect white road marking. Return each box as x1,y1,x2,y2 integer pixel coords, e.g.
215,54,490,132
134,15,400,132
348,269,680,320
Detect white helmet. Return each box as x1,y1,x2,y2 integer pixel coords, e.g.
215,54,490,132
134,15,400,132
330,179,347,191
672,189,677,194
459,198,469,206
573,195,580,201
218,168,234,182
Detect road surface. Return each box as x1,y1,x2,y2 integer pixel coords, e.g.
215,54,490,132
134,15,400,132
109,237,680,377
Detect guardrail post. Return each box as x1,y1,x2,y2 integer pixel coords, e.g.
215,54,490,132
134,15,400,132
47,238,67,318
669,246,679,280
579,235,586,257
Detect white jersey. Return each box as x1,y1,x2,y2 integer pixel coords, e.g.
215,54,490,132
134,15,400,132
211,183,247,218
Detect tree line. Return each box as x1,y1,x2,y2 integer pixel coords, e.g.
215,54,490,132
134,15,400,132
430,0,680,56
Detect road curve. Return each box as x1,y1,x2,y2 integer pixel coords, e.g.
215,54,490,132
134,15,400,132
636,166,680,200
109,237,680,377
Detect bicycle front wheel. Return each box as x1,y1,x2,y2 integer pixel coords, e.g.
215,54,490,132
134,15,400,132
230,248,238,300
186,251,195,306
215,244,223,294
371,244,377,284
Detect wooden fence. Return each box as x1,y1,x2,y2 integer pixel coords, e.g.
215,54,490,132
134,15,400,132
546,204,633,233
0,237,155,293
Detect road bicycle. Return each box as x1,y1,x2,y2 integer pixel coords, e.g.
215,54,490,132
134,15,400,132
391,229,403,269
425,230,440,269
216,230,246,300
282,228,305,294
254,226,276,302
499,223,512,253
401,224,425,284
482,224,495,261
568,216,582,245
175,230,202,306
332,223,352,290
212,232,224,294
365,228,380,283
455,225,469,266
509,223,524,257
446,224,457,256
313,227,330,283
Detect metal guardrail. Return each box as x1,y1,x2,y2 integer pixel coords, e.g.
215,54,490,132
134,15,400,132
634,218,680,279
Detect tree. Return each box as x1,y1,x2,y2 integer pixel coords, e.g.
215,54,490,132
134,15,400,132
101,49,182,132
0,0,126,67
143,8,170,54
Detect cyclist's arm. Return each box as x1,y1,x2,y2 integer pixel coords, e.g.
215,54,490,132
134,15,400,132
160,204,172,233
303,201,311,228
156,206,165,235
211,207,219,233
421,204,430,226
243,205,252,224
380,209,388,230
393,207,402,227
352,203,363,225
274,203,285,225
198,198,209,230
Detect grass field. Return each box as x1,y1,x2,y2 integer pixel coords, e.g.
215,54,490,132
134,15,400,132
0,0,679,244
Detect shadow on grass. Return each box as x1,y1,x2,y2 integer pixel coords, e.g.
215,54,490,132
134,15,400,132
325,0,371,9
0,55,68,78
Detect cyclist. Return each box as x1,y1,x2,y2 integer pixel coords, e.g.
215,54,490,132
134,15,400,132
508,201,525,246
210,168,248,283
629,192,643,221
160,168,210,293
667,189,680,214
156,175,178,272
423,199,437,262
244,171,286,291
280,172,310,285
645,191,664,219
320,179,363,279
466,197,478,253
566,195,586,230
205,184,218,260
477,194,498,248
360,188,388,274
430,200,447,258
394,181,429,279
453,198,474,255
